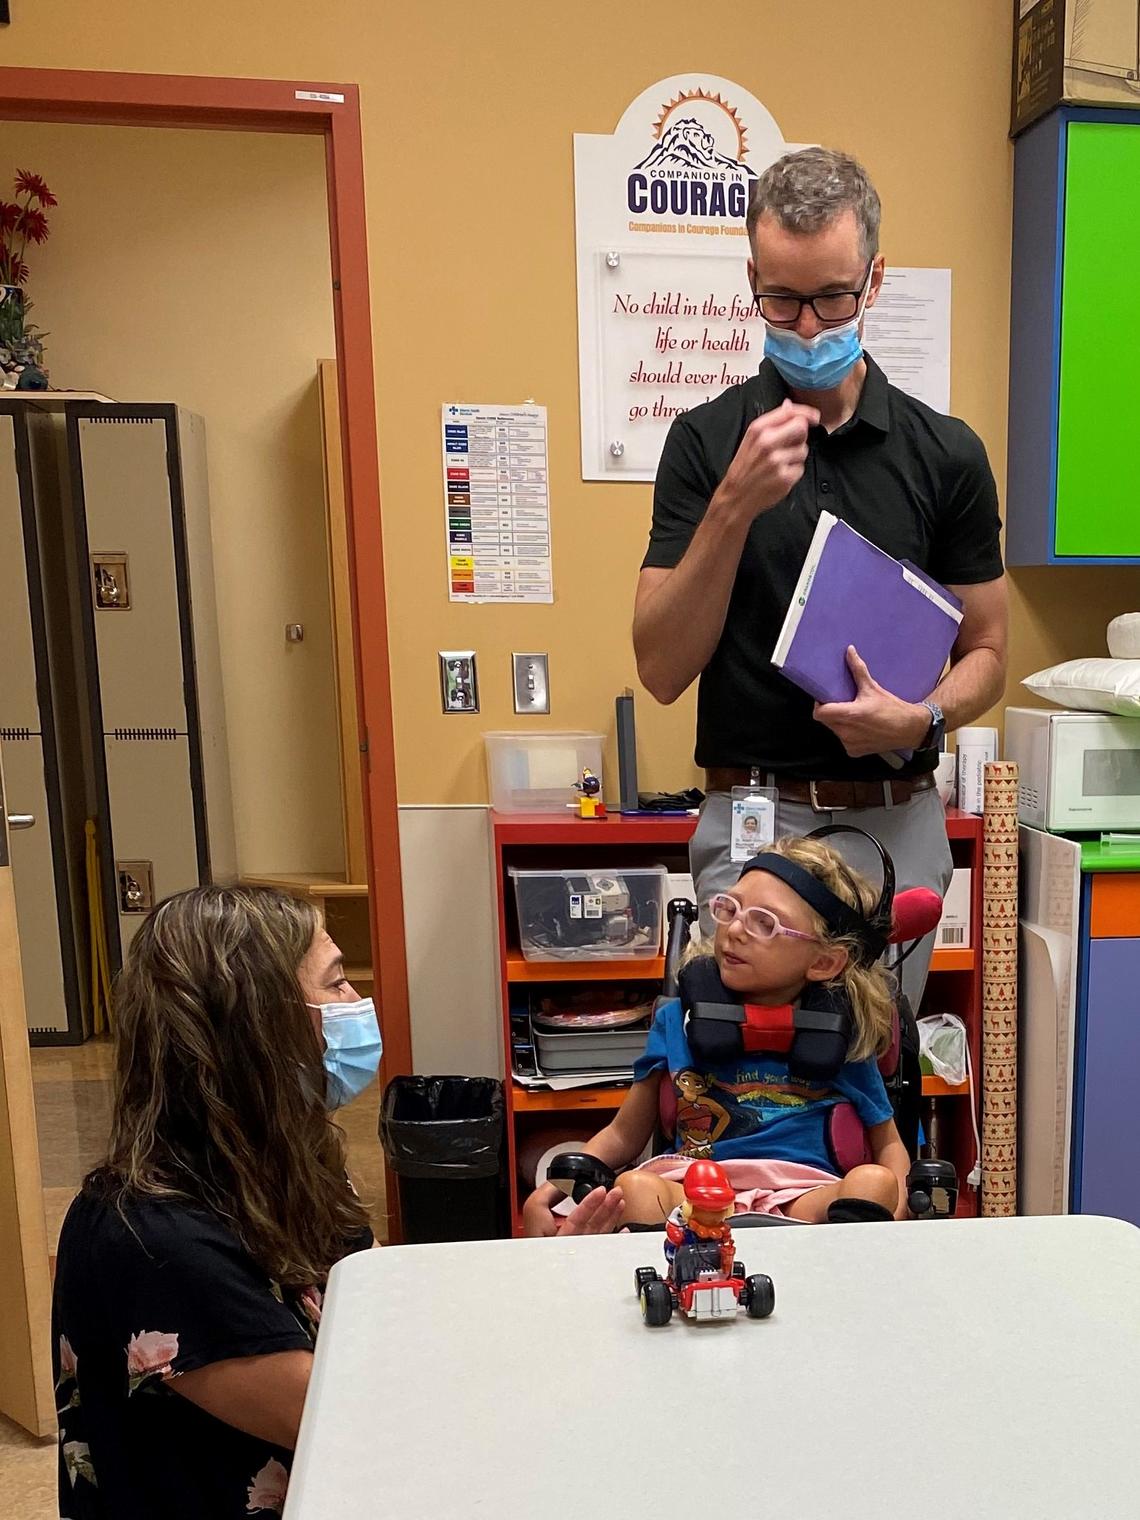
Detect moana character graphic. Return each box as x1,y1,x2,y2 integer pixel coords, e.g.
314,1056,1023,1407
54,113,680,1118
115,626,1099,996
673,1068,731,1158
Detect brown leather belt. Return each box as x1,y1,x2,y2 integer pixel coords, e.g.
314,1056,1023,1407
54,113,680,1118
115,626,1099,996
704,768,936,811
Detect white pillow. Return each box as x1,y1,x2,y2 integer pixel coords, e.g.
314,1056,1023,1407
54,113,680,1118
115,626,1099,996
1108,614,1140,660
1022,658,1140,718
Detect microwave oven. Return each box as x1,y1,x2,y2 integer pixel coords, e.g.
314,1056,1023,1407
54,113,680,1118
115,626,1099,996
1005,708,1140,832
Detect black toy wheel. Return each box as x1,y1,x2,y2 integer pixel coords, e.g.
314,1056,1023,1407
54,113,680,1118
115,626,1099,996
744,1273,775,1319
634,1266,658,1296
641,1278,673,1326
731,1261,746,1280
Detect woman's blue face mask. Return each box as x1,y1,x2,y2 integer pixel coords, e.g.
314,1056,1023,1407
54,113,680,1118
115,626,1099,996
307,997,382,1109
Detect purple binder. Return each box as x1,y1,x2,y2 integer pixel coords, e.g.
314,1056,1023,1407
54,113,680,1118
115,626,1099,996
772,512,963,705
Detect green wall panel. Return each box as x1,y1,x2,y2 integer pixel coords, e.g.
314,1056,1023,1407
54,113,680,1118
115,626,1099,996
1056,123,1140,558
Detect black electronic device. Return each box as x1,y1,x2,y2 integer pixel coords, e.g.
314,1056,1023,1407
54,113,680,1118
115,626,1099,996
509,1008,538,1078
615,688,638,813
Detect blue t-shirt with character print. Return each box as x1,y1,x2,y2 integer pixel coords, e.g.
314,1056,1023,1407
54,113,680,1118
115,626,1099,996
632,996,893,1175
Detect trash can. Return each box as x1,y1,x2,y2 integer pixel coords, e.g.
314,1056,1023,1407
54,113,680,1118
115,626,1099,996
379,1076,505,1244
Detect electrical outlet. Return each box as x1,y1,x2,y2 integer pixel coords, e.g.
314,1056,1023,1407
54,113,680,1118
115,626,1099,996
439,650,479,713
512,652,549,714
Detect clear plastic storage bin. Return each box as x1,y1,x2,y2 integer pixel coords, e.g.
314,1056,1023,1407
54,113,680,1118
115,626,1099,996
484,731,604,813
509,865,667,961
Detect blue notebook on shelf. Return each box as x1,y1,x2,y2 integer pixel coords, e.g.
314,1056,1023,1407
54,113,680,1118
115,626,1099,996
772,511,963,706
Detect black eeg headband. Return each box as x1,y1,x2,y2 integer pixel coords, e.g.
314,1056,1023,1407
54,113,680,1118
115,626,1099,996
736,825,895,963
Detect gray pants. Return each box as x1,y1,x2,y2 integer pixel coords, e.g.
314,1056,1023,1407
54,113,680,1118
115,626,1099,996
689,786,953,1011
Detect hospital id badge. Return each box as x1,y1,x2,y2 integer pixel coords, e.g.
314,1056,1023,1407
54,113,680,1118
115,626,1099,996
730,786,776,863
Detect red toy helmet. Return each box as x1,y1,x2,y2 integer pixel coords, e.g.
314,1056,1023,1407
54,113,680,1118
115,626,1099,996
683,1159,734,1209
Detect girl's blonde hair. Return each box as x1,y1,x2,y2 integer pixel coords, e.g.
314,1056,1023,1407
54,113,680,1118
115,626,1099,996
763,835,895,1061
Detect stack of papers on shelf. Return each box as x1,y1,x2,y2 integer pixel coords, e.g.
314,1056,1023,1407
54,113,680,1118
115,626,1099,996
512,1069,633,1092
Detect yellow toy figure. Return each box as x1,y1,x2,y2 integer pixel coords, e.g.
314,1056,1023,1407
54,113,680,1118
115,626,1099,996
574,767,607,820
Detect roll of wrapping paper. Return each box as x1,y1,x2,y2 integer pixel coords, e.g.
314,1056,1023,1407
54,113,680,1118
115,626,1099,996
981,760,1019,1216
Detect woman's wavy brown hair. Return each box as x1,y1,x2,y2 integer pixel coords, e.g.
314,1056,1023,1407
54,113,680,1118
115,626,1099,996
90,884,370,1285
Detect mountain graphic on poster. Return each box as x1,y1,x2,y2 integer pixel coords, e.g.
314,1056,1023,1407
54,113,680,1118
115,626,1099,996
633,118,757,177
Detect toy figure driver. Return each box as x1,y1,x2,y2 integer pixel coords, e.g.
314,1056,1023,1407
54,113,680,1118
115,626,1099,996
664,1160,736,1277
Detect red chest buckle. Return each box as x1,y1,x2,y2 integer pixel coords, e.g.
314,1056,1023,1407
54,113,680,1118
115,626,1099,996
739,1002,795,1054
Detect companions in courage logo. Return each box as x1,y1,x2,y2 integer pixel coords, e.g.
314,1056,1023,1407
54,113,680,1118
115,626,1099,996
627,86,758,221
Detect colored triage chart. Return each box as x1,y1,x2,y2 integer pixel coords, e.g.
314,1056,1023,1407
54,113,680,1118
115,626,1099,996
442,403,554,603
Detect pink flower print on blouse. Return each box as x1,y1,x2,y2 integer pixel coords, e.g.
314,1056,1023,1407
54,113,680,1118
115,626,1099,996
125,1329,180,1394
56,1334,80,1409
62,1439,97,1488
246,1456,289,1514
58,1334,78,1381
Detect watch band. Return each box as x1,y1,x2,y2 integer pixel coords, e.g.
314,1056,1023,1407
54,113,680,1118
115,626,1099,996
921,700,945,751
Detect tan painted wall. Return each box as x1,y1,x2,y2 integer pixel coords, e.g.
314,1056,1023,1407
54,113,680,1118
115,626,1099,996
4,1,1136,807
0,120,342,873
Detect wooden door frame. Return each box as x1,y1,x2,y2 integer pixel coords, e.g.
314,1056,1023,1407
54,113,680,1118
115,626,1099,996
0,68,411,1080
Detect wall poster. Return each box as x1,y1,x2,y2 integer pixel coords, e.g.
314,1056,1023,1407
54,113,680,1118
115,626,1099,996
574,77,952,483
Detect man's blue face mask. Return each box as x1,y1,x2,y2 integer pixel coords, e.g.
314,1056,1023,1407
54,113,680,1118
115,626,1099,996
759,267,874,391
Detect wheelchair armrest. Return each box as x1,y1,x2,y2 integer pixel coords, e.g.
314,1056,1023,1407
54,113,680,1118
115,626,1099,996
906,1158,958,1219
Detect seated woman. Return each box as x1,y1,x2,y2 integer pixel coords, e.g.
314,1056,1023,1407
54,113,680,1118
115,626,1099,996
523,835,909,1235
52,884,382,1519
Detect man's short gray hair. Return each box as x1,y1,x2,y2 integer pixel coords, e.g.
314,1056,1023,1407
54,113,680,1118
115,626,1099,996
746,147,881,262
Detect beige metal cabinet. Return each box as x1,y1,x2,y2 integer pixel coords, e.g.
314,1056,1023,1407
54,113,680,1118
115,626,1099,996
0,401,236,1041
0,407,86,1039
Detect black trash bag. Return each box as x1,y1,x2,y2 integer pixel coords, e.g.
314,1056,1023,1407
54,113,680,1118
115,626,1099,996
379,1076,504,1181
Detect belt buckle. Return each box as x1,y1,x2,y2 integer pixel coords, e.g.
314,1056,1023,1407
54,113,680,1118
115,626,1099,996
808,780,847,813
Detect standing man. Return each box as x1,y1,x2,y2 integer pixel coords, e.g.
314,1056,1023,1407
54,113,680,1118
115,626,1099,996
633,148,1006,1005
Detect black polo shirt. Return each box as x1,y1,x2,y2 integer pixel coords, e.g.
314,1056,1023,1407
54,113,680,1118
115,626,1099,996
642,355,1004,780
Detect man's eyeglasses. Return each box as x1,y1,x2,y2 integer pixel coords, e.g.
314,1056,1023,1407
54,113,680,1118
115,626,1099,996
708,893,818,944
751,261,873,327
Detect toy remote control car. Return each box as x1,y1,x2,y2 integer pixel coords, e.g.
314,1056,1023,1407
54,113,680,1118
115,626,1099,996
633,1159,775,1326
635,1240,775,1326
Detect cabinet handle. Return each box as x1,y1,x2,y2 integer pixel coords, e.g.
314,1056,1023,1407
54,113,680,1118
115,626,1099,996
5,813,35,829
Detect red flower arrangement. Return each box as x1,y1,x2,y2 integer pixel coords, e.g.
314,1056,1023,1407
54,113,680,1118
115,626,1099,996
0,168,57,287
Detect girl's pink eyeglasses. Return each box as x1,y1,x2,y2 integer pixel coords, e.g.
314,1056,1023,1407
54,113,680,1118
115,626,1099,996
708,893,818,944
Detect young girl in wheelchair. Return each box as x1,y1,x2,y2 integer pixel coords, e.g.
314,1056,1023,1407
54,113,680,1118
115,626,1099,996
522,833,911,1235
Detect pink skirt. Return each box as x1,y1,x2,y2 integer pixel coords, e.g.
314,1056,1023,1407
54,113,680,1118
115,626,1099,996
633,1153,840,1216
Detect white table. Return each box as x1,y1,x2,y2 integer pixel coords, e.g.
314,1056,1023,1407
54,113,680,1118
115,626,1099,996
286,1216,1140,1519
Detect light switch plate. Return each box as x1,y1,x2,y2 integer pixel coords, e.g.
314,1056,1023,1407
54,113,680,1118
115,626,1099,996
439,650,479,713
512,652,550,714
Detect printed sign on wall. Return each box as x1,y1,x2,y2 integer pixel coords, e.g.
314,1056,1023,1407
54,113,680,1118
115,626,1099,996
574,75,805,482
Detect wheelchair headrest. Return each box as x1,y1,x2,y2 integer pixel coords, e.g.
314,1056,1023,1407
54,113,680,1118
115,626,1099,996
887,887,943,946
